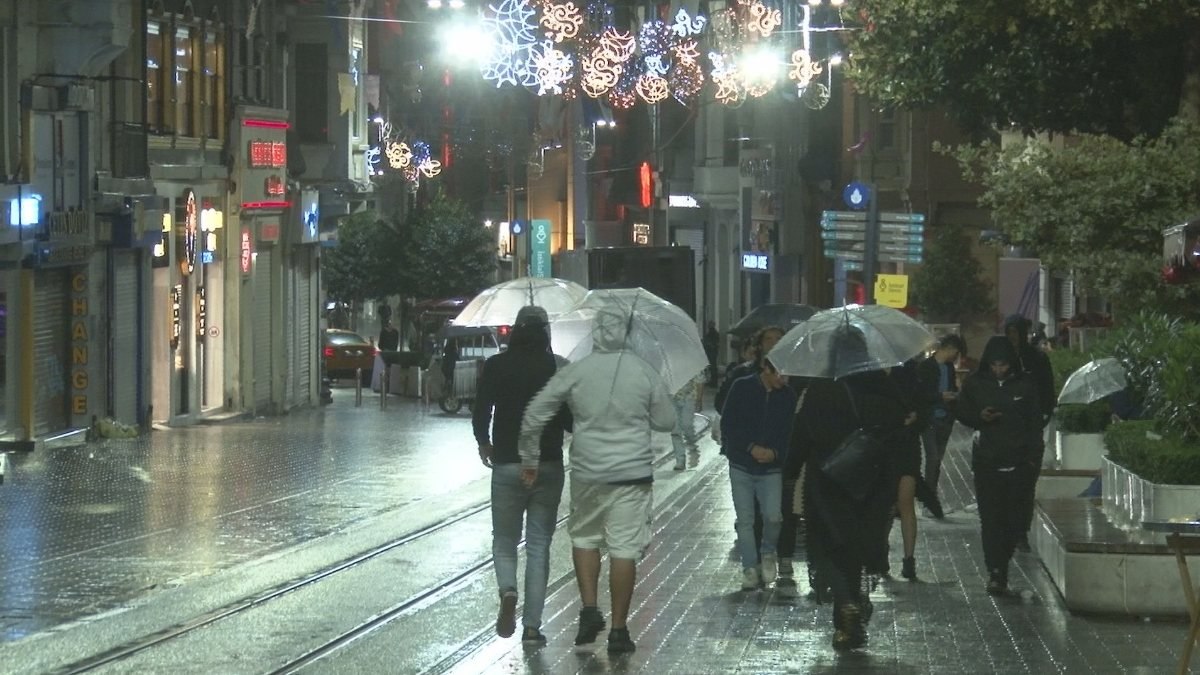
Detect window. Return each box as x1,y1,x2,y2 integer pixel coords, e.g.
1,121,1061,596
876,107,897,150
203,31,224,139
147,22,168,132
295,43,329,143
174,27,194,136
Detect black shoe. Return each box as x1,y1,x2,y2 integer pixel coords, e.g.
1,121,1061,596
901,556,917,581
574,607,607,646
986,570,1008,596
832,603,866,651
1015,536,1032,552
607,627,636,654
915,477,944,519
521,627,547,647
496,591,518,638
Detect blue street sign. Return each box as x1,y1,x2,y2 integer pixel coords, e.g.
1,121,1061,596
879,212,926,223
843,182,871,211
530,218,552,278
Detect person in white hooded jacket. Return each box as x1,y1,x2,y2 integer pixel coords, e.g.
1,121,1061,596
519,307,676,654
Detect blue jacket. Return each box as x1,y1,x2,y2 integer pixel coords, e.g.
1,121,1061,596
720,373,798,475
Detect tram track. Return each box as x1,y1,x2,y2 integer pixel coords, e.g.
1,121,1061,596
48,416,710,675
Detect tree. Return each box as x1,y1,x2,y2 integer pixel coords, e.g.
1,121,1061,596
322,211,406,303
399,194,496,299
947,118,1200,317
844,0,1200,139
910,225,994,323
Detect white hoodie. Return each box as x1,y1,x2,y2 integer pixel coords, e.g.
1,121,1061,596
520,308,677,484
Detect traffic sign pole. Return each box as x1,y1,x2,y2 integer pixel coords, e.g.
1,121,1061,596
864,187,879,304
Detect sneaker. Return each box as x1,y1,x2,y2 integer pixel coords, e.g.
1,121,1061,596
496,590,518,638
760,554,778,584
775,577,799,598
574,606,607,646
741,567,761,591
606,627,636,654
901,556,917,581
778,557,795,579
674,459,686,471
521,626,547,647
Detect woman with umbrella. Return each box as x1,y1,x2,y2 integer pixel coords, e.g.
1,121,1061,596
790,325,916,650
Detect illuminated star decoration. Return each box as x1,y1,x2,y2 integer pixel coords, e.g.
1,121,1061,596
708,51,744,105
481,0,540,88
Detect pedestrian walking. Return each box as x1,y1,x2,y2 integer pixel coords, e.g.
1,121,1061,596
791,327,914,651
955,335,1043,595
472,313,572,646
671,374,703,471
1003,315,1055,551
377,320,400,352
703,321,721,386
519,307,676,655
885,361,927,581
917,334,965,509
720,359,798,591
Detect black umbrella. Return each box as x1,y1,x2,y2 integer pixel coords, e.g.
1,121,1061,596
728,303,819,339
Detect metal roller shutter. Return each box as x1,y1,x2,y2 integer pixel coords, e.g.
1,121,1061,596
253,248,274,411
33,270,70,436
110,252,140,425
293,252,313,406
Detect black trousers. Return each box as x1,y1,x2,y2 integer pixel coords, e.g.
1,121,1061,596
778,477,799,559
973,461,1034,576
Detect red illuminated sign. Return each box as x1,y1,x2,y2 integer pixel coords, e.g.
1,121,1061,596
260,222,280,242
242,119,291,130
248,141,287,169
265,175,285,196
639,162,653,209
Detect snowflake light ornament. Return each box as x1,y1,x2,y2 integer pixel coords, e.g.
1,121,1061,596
671,8,706,37
529,39,574,95
481,0,540,88
745,0,781,38
788,48,823,90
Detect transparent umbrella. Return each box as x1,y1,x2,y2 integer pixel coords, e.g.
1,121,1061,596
767,304,935,379
452,277,588,327
549,288,708,394
728,303,819,339
1058,358,1128,405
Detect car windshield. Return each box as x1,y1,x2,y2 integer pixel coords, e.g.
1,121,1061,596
328,332,369,346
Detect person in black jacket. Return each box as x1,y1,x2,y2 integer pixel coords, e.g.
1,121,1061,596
472,314,572,646
955,335,1042,595
916,334,965,511
1003,315,1055,551
885,361,927,581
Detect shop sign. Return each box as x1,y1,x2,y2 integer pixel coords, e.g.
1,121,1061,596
71,271,89,415
299,190,319,244
265,175,285,197
179,191,198,276
248,141,287,169
240,227,253,274
260,222,280,243
632,223,650,246
196,286,207,340
170,284,182,350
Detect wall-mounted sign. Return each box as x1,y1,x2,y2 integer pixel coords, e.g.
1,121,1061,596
240,227,253,274
179,190,197,276
741,252,770,272
248,141,287,169
170,284,183,350
196,286,207,340
265,175,285,196
71,271,89,415
299,190,319,244
632,223,650,246
668,195,700,208
260,222,280,243
530,219,552,278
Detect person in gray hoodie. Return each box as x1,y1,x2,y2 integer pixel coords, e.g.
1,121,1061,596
519,307,676,655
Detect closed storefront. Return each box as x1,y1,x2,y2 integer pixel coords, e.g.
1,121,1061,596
252,246,274,411
108,250,142,425
289,250,316,408
32,269,70,437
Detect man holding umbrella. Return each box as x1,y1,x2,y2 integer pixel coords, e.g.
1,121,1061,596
518,306,677,655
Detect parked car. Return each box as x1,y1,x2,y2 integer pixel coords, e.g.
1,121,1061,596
323,329,377,384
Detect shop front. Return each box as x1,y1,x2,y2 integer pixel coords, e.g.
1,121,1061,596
287,189,321,409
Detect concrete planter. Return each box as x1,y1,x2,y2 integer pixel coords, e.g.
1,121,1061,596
1101,457,1200,527
1056,431,1106,470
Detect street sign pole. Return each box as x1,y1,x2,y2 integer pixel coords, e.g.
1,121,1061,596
864,186,880,304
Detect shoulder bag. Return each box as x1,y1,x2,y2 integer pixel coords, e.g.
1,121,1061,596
819,383,886,501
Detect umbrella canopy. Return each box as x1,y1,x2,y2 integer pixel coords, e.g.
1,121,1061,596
1058,357,1128,405
767,304,935,379
550,288,708,394
728,303,819,339
452,277,588,327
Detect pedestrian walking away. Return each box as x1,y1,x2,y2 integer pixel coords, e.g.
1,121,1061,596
519,307,676,655
472,310,572,646
954,335,1043,596
671,374,704,471
720,359,798,591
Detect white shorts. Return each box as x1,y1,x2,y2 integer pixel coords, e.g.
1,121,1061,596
568,478,653,560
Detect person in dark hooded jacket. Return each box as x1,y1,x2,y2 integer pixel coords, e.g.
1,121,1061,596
1003,314,1055,550
955,335,1043,595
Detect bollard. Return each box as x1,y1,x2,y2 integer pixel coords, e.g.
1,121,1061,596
379,369,388,409
0,452,8,485
355,368,363,407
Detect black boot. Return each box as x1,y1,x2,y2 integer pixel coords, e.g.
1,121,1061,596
901,556,917,581
832,602,866,651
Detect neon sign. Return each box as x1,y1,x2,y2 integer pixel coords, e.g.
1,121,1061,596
248,141,287,168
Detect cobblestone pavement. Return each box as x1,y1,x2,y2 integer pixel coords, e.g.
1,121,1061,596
0,387,1194,673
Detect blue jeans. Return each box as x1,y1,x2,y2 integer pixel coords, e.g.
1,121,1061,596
491,462,565,630
672,398,698,464
729,464,783,570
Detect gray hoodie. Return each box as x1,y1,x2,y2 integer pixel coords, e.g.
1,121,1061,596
519,308,676,483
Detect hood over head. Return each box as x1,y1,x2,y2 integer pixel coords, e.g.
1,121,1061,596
1003,314,1031,346
592,307,632,353
509,321,550,352
515,304,550,327
977,335,1020,376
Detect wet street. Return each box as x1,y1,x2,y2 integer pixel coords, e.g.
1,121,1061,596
0,388,1193,674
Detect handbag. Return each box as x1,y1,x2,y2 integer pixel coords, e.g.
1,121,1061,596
819,384,885,501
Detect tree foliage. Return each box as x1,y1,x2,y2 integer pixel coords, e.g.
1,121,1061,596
945,118,1200,317
400,194,496,300
910,224,994,323
322,211,405,303
844,0,1200,138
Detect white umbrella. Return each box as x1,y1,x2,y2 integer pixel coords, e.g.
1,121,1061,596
767,304,935,379
550,288,708,394
452,277,588,327
1058,357,1128,405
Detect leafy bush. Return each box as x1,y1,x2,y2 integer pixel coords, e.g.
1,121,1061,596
1056,403,1111,434
1143,322,1200,441
1105,420,1200,486
1093,311,1186,420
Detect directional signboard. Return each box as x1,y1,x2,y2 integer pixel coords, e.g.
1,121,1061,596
821,210,926,264
530,218,552,277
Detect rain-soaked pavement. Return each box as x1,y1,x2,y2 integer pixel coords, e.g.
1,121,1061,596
0,386,1194,673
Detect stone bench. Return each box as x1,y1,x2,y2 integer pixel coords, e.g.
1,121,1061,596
1033,497,1200,617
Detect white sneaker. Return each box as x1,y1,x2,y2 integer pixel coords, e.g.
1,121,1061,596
760,555,778,584
741,567,761,591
